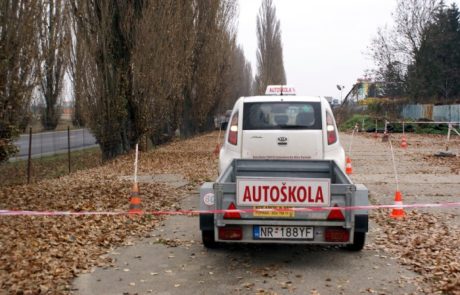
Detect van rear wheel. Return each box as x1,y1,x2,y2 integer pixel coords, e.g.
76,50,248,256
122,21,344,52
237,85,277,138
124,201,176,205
345,232,366,251
202,230,218,249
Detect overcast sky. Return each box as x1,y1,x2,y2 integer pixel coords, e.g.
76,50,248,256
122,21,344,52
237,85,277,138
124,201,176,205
237,0,459,99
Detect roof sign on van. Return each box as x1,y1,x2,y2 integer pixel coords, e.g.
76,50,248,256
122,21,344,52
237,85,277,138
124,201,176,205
265,85,296,96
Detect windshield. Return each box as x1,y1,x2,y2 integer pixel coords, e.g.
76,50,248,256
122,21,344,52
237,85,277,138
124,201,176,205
243,102,322,130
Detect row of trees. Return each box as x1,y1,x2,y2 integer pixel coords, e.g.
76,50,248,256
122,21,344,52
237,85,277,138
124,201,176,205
1,0,286,162
70,0,248,159
371,0,460,103
0,0,68,161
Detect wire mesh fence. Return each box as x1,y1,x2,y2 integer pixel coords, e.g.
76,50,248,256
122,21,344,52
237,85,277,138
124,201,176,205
1,128,100,186
12,128,97,160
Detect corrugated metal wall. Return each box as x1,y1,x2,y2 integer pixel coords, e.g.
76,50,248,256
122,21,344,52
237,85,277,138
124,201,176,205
402,104,460,122
433,105,460,122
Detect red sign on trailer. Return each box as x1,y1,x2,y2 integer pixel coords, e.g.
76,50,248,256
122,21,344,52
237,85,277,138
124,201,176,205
236,177,331,207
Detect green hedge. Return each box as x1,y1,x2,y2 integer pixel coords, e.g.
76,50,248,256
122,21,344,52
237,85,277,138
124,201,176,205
339,115,452,134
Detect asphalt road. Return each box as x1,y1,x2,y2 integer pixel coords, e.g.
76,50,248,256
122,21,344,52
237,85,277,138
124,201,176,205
73,193,421,295
14,129,97,159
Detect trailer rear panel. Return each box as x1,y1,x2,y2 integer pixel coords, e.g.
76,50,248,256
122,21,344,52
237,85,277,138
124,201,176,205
200,159,369,249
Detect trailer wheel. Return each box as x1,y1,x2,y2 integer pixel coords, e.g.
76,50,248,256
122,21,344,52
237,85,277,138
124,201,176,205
345,232,366,251
202,230,218,249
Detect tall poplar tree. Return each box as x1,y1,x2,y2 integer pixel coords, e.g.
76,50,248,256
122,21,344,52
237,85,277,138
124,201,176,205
254,0,286,95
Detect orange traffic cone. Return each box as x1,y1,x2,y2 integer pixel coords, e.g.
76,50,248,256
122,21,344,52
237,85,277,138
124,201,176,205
400,135,408,148
345,156,353,175
213,143,221,156
390,191,405,219
129,182,143,215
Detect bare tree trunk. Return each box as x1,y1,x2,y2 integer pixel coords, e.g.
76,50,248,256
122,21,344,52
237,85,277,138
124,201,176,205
38,0,69,130
0,0,40,162
254,0,286,95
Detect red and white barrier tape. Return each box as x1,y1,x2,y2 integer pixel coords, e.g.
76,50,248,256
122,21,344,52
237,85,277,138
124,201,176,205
0,202,459,216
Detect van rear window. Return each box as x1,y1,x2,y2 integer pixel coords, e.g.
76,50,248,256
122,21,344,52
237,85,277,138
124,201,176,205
243,102,322,130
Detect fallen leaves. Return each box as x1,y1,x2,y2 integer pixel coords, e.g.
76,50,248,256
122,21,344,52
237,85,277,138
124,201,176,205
352,133,460,294
0,132,219,293
156,238,183,248
371,209,460,294
2,131,458,294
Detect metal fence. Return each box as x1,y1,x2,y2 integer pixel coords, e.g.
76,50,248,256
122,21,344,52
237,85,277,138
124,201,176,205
402,104,460,122
2,128,99,185
12,128,98,161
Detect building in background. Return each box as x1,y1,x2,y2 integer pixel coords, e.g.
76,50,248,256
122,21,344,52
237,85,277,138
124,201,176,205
344,78,386,104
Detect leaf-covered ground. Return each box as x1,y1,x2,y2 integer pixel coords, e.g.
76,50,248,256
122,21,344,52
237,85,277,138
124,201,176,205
1,131,459,294
0,133,218,294
372,210,460,294
347,133,460,294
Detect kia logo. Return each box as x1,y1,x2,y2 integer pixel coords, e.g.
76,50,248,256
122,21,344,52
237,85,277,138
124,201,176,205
278,137,288,145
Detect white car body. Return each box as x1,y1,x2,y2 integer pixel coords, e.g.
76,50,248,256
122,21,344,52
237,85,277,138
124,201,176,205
219,94,345,174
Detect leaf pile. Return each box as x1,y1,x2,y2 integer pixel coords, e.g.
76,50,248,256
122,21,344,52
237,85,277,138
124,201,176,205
371,208,460,294
329,132,460,294
353,133,460,294
0,132,219,294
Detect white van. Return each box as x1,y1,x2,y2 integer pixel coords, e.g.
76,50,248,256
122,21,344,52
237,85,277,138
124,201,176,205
219,86,346,174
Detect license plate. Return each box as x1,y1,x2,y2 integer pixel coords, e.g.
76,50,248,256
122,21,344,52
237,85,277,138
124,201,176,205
237,177,330,207
253,225,314,240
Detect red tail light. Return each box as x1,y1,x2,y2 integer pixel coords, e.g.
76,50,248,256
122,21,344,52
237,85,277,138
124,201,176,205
218,227,243,240
228,112,239,145
326,112,337,145
223,202,241,219
327,204,345,221
325,228,350,242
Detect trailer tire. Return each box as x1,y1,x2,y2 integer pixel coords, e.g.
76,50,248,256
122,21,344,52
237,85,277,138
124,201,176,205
202,230,218,249
346,232,366,251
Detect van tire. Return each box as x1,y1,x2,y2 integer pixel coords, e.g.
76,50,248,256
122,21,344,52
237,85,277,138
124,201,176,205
345,232,366,251
202,230,218,249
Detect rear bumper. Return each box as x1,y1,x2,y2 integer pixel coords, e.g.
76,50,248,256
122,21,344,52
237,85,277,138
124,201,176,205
215,224,352,244
208,215,368,245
